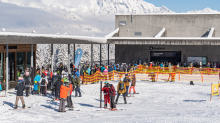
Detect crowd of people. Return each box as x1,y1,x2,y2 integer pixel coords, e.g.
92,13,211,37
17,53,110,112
11,61,140,112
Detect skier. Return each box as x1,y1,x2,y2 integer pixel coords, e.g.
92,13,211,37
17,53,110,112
108,83,117,110
24,68,31,97
67,81,73,109
53,77,63,100
74,71,81,97
59,82,71,112
102,81,110,109
33,81,38,95
129,75,136,94
51,72,59,97
14,80,25,109
115,78,127,104
123,74,130,96
40,74,48,96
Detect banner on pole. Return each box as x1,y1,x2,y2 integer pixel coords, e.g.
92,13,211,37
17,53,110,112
212,84,219,96
75,49,83,68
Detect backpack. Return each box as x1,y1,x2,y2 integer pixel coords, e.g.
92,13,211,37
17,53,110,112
119,82,124,91
41,78,46,85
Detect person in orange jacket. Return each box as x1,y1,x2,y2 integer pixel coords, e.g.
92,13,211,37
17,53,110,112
59,83,71,112
102,81,110,109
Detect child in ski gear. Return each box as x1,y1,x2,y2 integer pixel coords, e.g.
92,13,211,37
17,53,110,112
115,78,127,104
108,83,117,110
129,75,136,94
123,74,130,96
33,81,38,95
14,80,25,109
74,73,81,97
59,83,71,112
102,81,110,109
40,74,48,96
53,77,63,100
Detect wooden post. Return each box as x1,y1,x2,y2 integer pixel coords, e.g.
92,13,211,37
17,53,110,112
208,68,210,75
219,81,220,100
100,81,102,108
210,83,212,101
201,71,203,85
156,67,159,82
113,70,114,81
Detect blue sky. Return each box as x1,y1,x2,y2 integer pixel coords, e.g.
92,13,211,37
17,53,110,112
144,0,220,13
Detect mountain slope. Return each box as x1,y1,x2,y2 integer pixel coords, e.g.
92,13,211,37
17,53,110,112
186,7,220,13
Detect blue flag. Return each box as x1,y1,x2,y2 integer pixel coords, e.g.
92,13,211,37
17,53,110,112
75,49,83,68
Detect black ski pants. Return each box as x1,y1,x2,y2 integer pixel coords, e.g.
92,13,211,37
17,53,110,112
75,87,81,97
67,96,73,108
55,89,60,99
41,86,45,95
115,93,126,103
25,87,29,96
110,96,116,109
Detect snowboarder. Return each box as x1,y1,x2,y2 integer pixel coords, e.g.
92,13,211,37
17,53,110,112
108,83,117,110
53,77,63,100
40,74,48,96
129,75,136,94
59,82,71,112
24,68,32,97
123,74,130,96
74,72,81,97
115,78,127,104
102,81,110,109
14,80,25,109
51,72,59,96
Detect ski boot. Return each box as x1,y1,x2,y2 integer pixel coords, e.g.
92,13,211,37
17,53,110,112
14,105,18,109
22,104,25,108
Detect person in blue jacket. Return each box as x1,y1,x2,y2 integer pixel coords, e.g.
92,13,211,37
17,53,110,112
33,81,38,95
0,82,2,93
86,67,91,75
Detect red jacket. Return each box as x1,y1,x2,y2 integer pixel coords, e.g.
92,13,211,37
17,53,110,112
60,85,71,98
69,84,73,95
109,84,116,97
102,86,109,95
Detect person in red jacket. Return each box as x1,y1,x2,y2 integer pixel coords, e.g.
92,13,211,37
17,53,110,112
108,83,116,110
59,83,71,112
102,81,110,109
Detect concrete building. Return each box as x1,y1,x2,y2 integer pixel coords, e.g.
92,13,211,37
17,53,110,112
1,13,220,90
109,13,220,65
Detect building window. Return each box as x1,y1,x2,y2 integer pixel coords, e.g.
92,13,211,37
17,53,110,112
134,32,142,36
119,21,126,26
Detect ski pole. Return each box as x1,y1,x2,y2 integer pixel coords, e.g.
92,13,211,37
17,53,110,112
80,88,85,94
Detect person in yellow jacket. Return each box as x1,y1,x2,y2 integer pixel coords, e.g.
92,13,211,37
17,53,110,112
115,78,127,104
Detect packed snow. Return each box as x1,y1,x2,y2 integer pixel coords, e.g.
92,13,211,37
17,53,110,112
0,80,220,122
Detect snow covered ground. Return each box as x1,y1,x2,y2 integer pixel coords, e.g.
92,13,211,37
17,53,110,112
0,80,220,123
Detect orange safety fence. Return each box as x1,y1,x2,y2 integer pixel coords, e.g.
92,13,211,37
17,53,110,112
83,65,220,84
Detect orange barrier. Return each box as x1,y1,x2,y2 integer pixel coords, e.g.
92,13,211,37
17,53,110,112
83,65,220,84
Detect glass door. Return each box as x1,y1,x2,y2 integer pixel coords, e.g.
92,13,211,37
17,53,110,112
0,53,4,82
17,52,25,78
9,52,15,81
